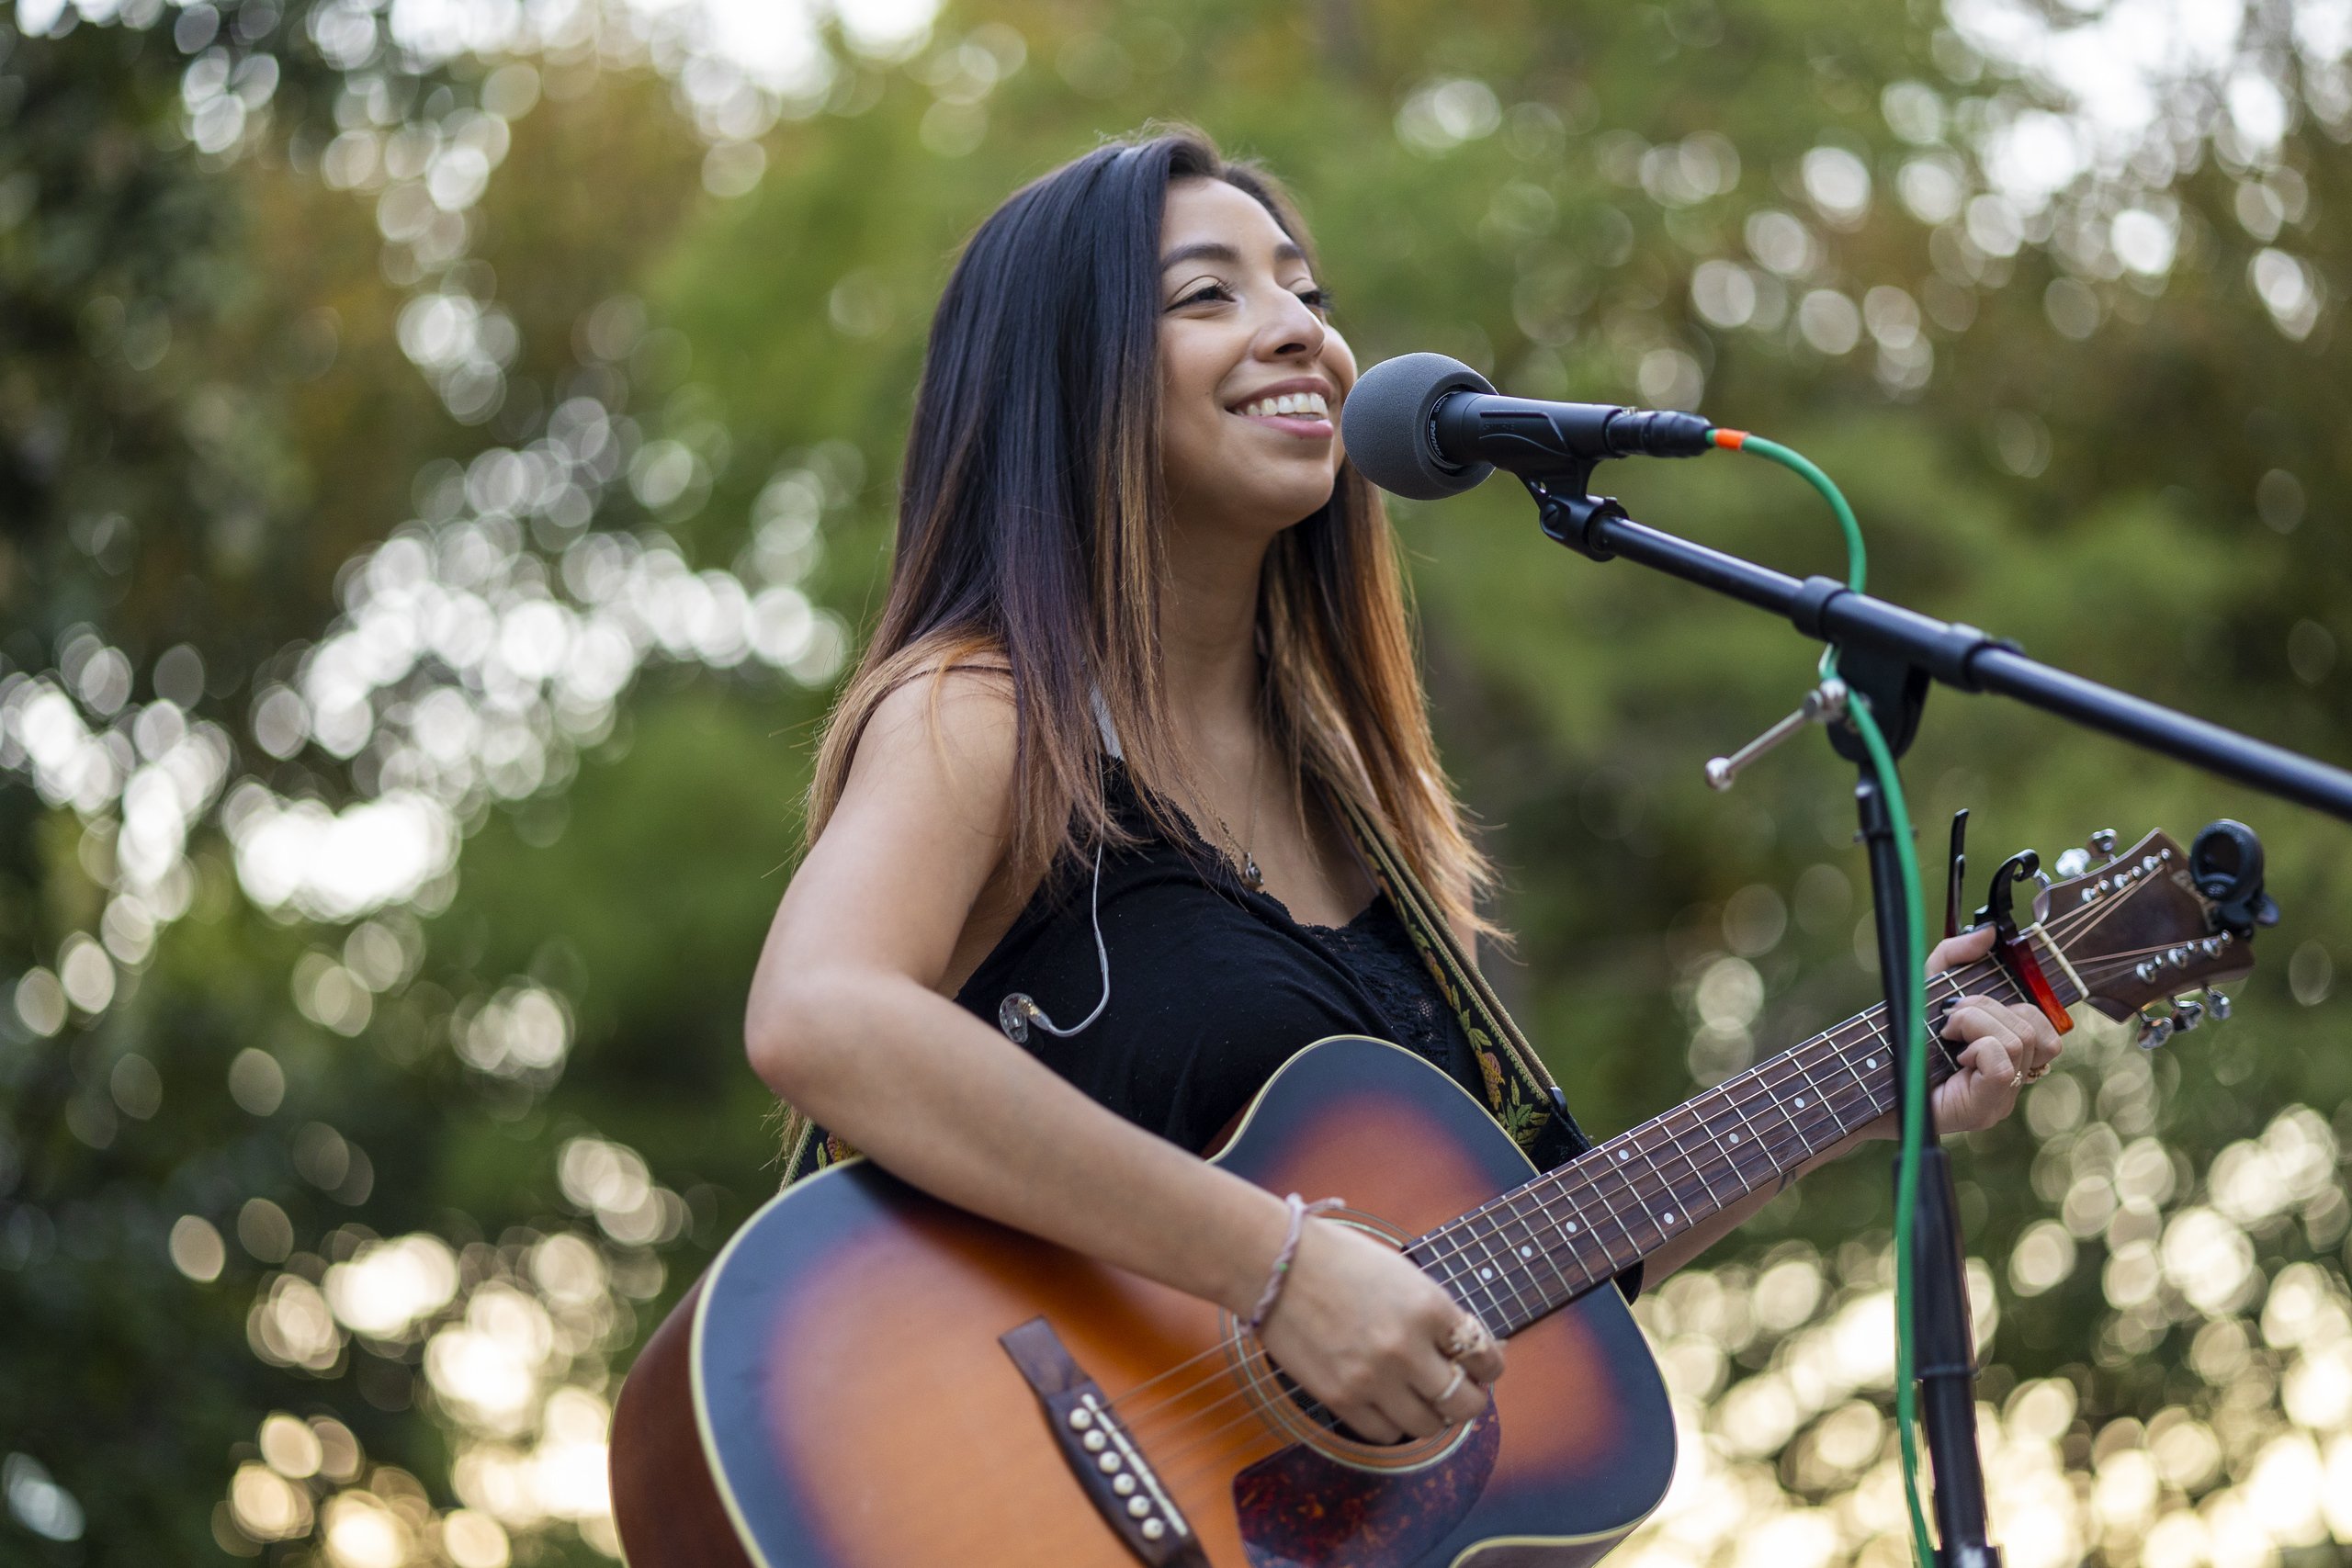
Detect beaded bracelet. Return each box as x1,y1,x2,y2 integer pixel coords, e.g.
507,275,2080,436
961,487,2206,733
1245,1193,1346,1334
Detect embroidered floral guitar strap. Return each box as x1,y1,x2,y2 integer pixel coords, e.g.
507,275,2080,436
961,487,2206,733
1329,793,1591,1175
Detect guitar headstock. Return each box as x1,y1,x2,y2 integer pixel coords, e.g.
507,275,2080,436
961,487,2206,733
2035,822,2276,1036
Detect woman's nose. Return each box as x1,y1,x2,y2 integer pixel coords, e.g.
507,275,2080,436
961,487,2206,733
1258,291,1327,360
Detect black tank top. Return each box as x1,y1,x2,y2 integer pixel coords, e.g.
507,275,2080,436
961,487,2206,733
952,762,1499,1155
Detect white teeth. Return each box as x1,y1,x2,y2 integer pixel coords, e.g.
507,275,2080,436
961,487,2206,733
1238,392,1329,420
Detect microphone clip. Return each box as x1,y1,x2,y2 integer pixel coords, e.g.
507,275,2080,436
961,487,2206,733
1523,468,1623,562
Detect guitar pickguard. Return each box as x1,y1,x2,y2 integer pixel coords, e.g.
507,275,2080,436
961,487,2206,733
1233,1413,1500,1568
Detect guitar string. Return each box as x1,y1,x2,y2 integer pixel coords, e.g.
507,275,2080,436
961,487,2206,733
960,888,2177,1558
1104,876,2177,1460
1120,1007,1928,1461
1419,998,1932,1323
956,878,2196,1557
1232,953,2010,1367
1411,872,2188,1286
1110,879,2159,1426
1408,963,1992,1286
1416,885,2200,1308
1137,1006,2035,1486
1108,1015,1907,1446
1124,963,2006,1456
1411,873,2185,1290
1138,1025,1937,1496
1140,1025,1942,1488
1116,950,2053,1448
1130,953,2137,1466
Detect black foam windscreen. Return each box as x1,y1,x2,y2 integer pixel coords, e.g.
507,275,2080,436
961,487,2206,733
1340,353,1496,501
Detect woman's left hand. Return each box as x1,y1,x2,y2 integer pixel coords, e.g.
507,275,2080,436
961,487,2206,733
1918,925,2064,1134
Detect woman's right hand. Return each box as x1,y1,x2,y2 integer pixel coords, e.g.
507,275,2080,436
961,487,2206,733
1252,1217,1505,1444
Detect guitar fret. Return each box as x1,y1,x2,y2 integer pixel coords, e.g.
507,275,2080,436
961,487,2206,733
1600,1141,1669,1253
1462,1228,1516,1325
1649,1104,1728,1221
1427,1248,1474,1307
1564,1161,1638,1273
1627,1134,1687,1239
1710,1079,1778,1187
1420,1209,1515,1308
1523,1189,1600,1292
1503,1190,1575,1304
1679,1094,1750,1194
1475,1213,1541,1328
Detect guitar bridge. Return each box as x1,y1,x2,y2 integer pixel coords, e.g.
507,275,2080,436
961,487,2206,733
1000,1317,1206,1567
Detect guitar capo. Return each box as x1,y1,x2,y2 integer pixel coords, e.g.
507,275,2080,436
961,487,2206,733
1972,849,2075,1039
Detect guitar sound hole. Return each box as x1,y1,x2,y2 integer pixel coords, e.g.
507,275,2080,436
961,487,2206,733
1283,1377,1413,1447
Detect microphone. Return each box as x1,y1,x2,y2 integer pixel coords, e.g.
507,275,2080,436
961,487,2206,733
1341,352,1714,501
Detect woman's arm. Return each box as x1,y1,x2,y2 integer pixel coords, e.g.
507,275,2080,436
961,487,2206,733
746,673,1500,1440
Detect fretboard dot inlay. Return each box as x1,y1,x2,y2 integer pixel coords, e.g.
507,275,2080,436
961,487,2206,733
1519,1246,1533,1258
1866,1056,1879,1069
1794,1095,1806,1108
1478,1267,1493,1281
1663,1211,1676,1225
1616,1150,1629,1163
1563,1222,1579,1235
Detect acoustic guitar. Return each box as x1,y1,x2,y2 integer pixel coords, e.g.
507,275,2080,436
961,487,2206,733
611,828,2267,1567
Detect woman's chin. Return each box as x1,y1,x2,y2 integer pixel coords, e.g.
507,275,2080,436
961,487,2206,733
1217,470,1339,528
1237,485,1340,534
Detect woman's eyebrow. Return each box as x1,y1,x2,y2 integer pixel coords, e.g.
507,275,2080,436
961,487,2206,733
1159,240,1307,270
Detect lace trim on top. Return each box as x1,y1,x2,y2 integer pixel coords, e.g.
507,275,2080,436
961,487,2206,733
1295,898,1467,1073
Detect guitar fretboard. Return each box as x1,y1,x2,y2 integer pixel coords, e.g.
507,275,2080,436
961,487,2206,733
1405,931,2080,1336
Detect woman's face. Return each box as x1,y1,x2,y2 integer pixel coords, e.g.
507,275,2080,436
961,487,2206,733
1156,176,1356,536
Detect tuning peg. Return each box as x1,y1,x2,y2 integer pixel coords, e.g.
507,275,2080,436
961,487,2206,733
2136,1012,2175,1050
2170,998,2206,1032
2087,828,2119,859
2202,988,2233,1021
2054,847,2091,878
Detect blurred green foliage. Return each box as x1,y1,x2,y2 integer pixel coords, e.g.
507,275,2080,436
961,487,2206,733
2,0,2347,1562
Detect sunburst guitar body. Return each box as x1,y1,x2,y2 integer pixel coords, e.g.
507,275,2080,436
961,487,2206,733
613,1037,1677,1567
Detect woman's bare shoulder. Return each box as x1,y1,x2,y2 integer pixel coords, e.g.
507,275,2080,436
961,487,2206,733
839,660,1020,837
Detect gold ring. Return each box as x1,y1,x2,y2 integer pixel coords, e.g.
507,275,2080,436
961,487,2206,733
2022,1060,2053,1083
1445,1314,1492,1361
2008,1066,2026,1089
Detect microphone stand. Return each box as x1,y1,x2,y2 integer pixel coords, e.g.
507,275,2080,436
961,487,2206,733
1516,470,2352,1568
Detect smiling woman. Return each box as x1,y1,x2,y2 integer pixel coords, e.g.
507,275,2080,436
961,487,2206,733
741,123,1528,1461
637,124,2061,1567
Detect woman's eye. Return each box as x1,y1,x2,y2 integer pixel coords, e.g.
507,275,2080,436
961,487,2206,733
1296,287,1334,312
1172,283,1231,308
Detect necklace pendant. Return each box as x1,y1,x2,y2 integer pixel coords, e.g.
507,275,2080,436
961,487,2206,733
1242,852,1264,891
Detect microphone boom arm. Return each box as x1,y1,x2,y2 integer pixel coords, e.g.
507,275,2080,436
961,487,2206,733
1525,479,2352,822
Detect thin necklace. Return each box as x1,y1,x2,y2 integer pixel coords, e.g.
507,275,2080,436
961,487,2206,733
1199,739,1265,891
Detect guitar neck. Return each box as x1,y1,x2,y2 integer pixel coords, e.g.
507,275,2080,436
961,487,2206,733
1404,929,2082,1337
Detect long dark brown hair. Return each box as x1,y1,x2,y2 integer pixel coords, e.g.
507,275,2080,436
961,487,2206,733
807,126,1495,937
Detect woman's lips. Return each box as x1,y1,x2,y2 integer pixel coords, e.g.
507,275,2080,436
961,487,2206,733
1231,410,1336,438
